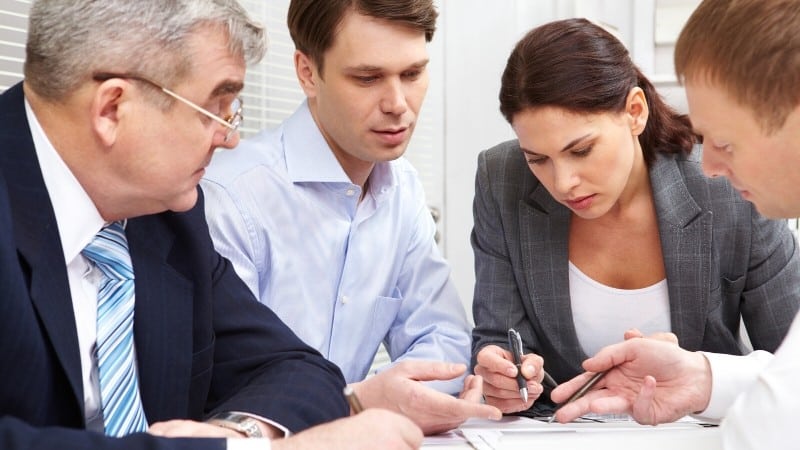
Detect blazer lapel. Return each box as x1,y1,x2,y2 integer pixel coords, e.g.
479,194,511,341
518,184,586,365
0,83,84,415
127,218,194,421
650,155,712,351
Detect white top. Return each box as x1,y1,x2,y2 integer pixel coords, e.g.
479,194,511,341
700,311,800,450
569,261,671,357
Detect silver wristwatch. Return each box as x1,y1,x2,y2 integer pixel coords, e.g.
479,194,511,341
208,412,264,438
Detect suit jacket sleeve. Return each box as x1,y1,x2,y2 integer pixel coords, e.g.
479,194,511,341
737,204,800,351
470,144,539,368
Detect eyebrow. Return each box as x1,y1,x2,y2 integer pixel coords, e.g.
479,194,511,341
520,133,592,155
345,59,430,72
210,80,244,98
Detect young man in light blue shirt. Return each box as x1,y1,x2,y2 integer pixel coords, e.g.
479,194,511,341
202,0,501,436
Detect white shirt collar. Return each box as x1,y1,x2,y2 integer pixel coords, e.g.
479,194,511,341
25,97,106,264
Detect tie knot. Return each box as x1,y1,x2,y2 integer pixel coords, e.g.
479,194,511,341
82,221,133,280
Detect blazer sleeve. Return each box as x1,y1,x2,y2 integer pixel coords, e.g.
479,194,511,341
470,145,540,368
738,206,800,351
0,417,225,450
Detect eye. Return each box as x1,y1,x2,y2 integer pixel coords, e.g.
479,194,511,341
703,137,732,153
353,75,380,85
527,156,548,165
572,146,592,157
402,69,422,80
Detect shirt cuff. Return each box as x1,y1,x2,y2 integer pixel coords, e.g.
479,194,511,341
697,350,773,419
227,438,270,450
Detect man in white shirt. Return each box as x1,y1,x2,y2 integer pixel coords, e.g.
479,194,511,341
550,1,800,449
202,0,501,435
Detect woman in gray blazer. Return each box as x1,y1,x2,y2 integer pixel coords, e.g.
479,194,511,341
471,18,800,416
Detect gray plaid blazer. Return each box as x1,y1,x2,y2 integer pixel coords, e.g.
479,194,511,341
471,140,800,387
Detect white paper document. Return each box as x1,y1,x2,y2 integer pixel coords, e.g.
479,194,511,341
422,415,721,450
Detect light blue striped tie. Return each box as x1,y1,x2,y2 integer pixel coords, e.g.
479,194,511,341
82,221,148,436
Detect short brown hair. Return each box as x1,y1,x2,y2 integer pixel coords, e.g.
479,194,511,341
675,0,800,133
499,18,695,167
287,0,437,74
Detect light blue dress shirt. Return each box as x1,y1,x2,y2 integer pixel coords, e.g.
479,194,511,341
201,101,471,392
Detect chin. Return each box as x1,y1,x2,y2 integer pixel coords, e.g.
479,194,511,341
168,190,199,213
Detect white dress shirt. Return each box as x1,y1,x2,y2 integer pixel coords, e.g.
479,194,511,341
699,312,800,450
202,101,471,392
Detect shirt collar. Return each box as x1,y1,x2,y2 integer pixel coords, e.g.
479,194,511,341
25,97,106,265
282,100,398,196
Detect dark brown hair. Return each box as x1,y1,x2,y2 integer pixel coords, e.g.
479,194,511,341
287,0,437,75
499,18,696,166
675,0,800,134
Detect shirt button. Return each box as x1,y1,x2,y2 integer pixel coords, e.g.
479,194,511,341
341,295,349,304
345,189,356,196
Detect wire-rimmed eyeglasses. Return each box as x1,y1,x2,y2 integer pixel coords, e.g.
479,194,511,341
93,72,243,142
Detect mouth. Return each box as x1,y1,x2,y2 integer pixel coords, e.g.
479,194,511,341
372,126,410,146
565,194,595,210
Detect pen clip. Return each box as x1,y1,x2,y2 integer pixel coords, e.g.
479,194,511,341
508,328,524,365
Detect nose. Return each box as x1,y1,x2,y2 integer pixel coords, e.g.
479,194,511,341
379,78,408,116
213,127,240,150
700,142,728,179
553,161,580,194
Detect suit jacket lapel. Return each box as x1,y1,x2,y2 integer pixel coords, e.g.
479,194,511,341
127,217,194,421
650,154,711,351
0,83,84,415
519,183,587,365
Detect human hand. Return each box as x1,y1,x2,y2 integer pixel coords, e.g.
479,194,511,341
473,344,546,413
148,419,242,438
353,360,502,435
550,338,712,425
623,327,679,344
272,409,422,450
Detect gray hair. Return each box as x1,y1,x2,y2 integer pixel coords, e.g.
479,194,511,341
25,0,266,101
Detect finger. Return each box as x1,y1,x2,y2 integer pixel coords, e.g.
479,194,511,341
459,374,482,402
624,328,644,340
394,360,468,382
481,376,526,400
550,371,596,403
631,375,659,425
647,332,679,345
475,364,523,392
581,339,647,374
519,353,543,380
422,385,504,421
476,345,516,376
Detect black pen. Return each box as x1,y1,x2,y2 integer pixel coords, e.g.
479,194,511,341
548,370,608,423
507,328,559,395
343,385,364,414
508,328,529,403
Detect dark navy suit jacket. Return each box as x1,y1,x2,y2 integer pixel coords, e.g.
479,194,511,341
0,82,349,449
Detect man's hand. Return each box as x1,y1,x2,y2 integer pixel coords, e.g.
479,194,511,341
473,345,546,413
150,417,283,439
550,338,713,425
272,409,422,450
149,420,242,438
353,360,502,435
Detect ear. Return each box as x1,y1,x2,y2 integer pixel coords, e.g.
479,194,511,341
294,50,320,98
625,87,649,136
91,79,128,148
